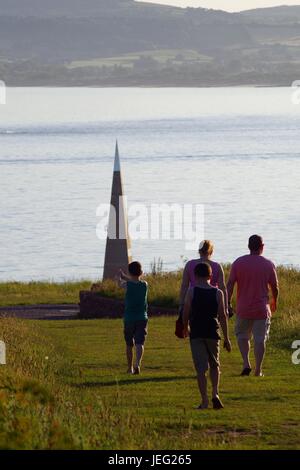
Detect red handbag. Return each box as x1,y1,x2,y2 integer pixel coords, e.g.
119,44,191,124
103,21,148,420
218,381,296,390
175,306,185,339
175,317,185,338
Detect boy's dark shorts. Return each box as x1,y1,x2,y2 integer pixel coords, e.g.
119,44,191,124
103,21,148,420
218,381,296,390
190,338,220,374
124,320,148,346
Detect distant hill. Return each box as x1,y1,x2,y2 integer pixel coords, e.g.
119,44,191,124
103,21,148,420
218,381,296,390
0,1,300,86
0,0,134,18
240,5,300,23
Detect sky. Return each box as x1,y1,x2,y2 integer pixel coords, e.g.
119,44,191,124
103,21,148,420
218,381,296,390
138,0,300,12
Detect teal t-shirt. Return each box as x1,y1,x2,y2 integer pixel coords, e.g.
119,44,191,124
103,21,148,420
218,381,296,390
124,280,148,323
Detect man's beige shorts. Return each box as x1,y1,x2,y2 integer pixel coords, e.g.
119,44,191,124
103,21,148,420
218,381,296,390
235,317,271,344
190,338,220,374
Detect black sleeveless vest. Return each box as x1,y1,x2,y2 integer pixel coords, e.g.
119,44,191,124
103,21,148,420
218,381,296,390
189,287,220,340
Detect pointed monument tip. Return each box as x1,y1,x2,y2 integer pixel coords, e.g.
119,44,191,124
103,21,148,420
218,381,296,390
114,140,121,172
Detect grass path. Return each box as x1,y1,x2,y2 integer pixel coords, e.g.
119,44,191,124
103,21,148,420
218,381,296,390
37,316,300,449
0,267,299,449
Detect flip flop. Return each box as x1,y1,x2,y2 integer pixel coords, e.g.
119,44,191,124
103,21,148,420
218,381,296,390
240,367,252,376
212,397,224,410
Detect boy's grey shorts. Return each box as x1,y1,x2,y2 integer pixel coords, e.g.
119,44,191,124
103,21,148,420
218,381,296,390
235,317,271,344
124,320,148,346
190,338,220,374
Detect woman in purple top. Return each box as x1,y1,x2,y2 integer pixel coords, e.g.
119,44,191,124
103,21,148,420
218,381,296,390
179,240,228,315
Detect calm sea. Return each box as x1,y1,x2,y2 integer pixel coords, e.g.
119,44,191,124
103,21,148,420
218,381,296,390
0,87,299,281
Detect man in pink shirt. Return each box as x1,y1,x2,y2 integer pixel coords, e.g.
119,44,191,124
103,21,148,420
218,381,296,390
227,235,279,377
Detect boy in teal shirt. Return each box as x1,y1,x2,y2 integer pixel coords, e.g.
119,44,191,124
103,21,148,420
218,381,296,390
119,261,148,375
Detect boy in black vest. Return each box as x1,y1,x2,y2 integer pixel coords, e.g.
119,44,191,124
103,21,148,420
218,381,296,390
183,262,231,409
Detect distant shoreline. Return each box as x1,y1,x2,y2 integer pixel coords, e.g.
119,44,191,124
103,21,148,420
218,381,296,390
4,84,289,89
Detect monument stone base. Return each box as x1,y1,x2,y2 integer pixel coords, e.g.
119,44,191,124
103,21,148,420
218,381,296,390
79,291,177,319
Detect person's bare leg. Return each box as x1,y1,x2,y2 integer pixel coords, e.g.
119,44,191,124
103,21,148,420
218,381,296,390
210,366,220,399
254,341,266,376
210,366,224,408
197,372,209,408
126,345,133,373
135,344,144,372
238,338,251,369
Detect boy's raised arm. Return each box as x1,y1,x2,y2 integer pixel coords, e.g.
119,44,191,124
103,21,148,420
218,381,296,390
119,269,130,281
117,269,128,289
118,278,127,289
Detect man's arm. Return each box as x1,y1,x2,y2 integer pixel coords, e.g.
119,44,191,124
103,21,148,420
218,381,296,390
270,285,279,312
227,263,237,310
217,290,231,352
227,278,235,312
179,264,190,307
182,288,193,337
269,266,279,313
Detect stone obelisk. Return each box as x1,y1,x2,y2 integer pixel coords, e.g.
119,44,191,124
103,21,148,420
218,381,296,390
103,142,132,280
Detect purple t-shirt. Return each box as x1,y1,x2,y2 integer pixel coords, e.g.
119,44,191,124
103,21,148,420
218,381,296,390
186,259,221,288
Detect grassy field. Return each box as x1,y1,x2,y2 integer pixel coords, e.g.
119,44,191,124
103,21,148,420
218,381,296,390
68,49,212,70
0,315,299,450
0,280,91,307
0,267,299,449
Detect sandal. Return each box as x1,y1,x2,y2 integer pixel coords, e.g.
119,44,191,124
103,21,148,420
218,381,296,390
212,397,224,410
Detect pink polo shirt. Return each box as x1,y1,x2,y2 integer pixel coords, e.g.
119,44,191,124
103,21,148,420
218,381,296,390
229,254,278,319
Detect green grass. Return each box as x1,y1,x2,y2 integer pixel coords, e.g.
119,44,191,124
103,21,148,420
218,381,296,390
0,280,91,307
0,266,299,449
46,317,300,450
0,315,299,448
